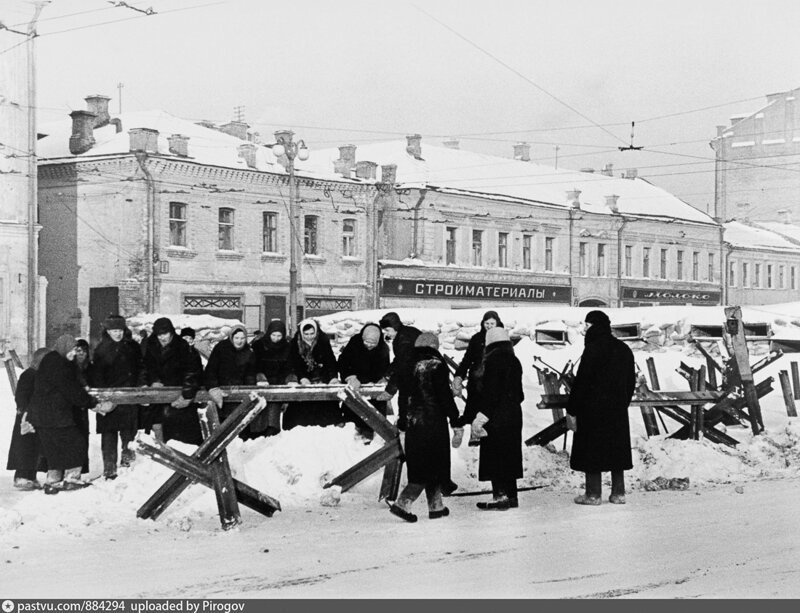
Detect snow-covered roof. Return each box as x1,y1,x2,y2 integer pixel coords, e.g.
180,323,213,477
751,221,800,246
724,220,800,252
307,140,717,225
36,110,357,184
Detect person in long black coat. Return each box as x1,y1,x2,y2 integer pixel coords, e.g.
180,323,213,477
250,319,292,437
471,327,524,510
27,335,112,493
284,319,342,429
389,333,462,523
337,322,390,441
142,317,203,444
90,315,144,479
71,338,92,475
204,324,258,426
378,312,421,427
566,310,636,505
6,347,50,490
453,310,504,433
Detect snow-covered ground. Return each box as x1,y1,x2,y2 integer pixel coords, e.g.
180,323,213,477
2,304,800,598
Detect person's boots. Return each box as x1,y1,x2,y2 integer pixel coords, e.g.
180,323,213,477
44,469,64,495
574,472,602,505
62,467,91,491
120,430,136,467
609,470,626,504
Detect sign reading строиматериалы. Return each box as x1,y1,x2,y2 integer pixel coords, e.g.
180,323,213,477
381,278,571,303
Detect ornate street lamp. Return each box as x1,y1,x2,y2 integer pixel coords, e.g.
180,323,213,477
272,130,309,330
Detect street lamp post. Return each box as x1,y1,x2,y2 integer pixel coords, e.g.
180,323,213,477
272,130,309,331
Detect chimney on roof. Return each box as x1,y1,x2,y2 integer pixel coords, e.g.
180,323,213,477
406,134,422,159
168,134,189,157
600,163,614,177
69,110,97,155
334,144,357,177
624,168,638,179
778,209,792,225
381,164,397,185
85,95,111,129
129,128,159,154
605,194,620,213
736,202,751,223
566,189,581,210
219,121,249,141
355,160,378,180
443,137,460,150
513,142,531,162
238,143,257,168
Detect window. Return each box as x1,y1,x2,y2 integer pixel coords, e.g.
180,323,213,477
742,262,749,287
304,215,318,255
624,245,632,277
446,227,457,265
729,261,736,287
767,264,773,288
472,230,483,266
792,266,797,290
579,242,587,276
643,247,650,278
660,248,668,279
692,252,699,281
498,232,509,268
522,235,532,270
708,253,715,282
262,212,278,253
596,244,606,277
544,237,554,271
169,202,187,247
218,208,234,250
754,263,761,287
342,218,356,257
779,265,785,289
677,250,684,280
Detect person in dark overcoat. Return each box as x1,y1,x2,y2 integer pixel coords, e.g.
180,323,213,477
453,310,504,438
566,310,636,505
378,311,421,426
27,335,112,494
142,317,203,445
250,319,292,437
204,324,258,427
389,333,462,523
6,347,50,490
337,322,390,442
471,327,524,510
284,319,342,429
90,315,144,479
71,338,92,475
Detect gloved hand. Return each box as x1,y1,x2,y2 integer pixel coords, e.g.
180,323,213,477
256,372,268,383
451,427,464,448
346,375,361,392
20,412,35,435
398,431,406,452
452,376,463,397
170,396,192,409
566,414,577,432
98,400,116,415
151,381,164,388
471,412,489,439
300,377,312,386
328,378,340,385
208,387,225,408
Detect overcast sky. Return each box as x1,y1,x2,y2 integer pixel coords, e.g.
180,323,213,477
5,0,800,214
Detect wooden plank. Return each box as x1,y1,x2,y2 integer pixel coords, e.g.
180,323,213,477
778,370,798,418
791,362,800,400
339,387,398,442
200,402,241,530
723,306,764,434
536,391,725,410
4,358,18,395
323,439,403,492
525,417,567,447
690,365,707,441
8,349,24,369
378,458,404,502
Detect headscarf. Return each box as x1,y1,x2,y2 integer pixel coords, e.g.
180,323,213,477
229,324,248,349
414,332,439,350
481,310,504,329
53,334,76,358
378,312,402,332
297,318,319,370
30,347,50,370
152,317,176,336
485,327,510,347
584,310,612,344
265,319,287,348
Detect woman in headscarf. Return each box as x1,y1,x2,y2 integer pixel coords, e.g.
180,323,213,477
284,318,342,429
6,347,50,490
250,319,292,437
453,310,504,438
204,324,258,426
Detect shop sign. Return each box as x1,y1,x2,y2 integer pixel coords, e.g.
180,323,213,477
621,287,721,304
381,278,571,302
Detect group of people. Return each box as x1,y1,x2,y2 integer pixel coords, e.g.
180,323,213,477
7,308,635,518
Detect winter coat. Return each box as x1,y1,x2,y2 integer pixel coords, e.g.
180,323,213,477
204,330,258,422
6,368,43,472
385,324,422,398
27,351,97,429
337,328,390,385
566,322,636,473
477,340,523,482
252,320,291,384
90,332,144,433
455,311,505,425
403,345,460,485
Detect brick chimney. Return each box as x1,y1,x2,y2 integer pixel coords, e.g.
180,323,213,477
600,163,614,177
443,137,460,150
238,143,257,168
605,194,620,213
168,134,189,157
381,164,397,185
566,189,581,210
69,110,97,155
334,144,357,177
218,121,249,140
736,202,751,222
406,134,422,159
778,209,793,224
513,142,531,162
129,128,159,154
624,168,638,179
355,160,377,180
85,95,111,129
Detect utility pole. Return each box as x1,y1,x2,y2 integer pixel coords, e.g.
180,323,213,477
554,145,560,169
117,82,124,114
233,106,245,122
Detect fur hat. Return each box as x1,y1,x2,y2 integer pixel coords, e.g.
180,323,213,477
152,317,176,336
414,332,439,350
585,310,611,328
104,314,126,331
485,327,510,347
53,334,76,358
179,326,196,339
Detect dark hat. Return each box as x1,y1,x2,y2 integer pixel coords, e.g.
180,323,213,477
585,310,611,327
378,312,402,331
75,338,90,351
152,317,176,336
179,326,196,339
104,314,126,331
414,332,439,349
265,319,286,337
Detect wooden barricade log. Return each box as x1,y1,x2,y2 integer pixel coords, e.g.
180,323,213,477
4,358,18,395
324,438,403,492
791,362,800,401
199,402,241,530
723,306,765,435
778,370,798,418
